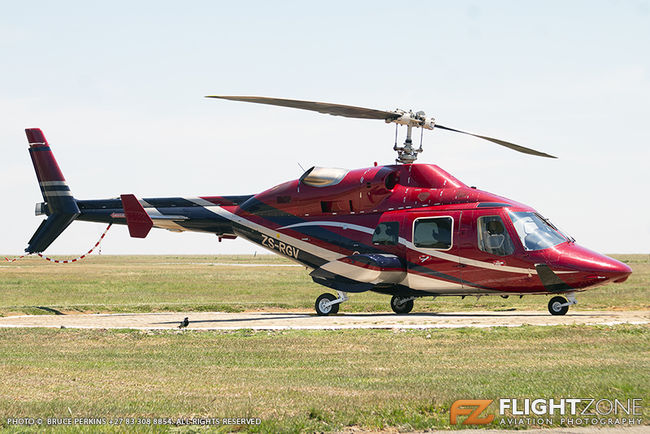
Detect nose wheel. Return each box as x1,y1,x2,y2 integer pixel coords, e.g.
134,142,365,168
548,294,577,315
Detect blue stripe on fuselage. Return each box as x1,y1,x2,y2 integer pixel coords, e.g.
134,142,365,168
237,198,490,290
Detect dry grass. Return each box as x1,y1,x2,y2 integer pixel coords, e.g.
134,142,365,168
0,254,648,316
0,325,647,432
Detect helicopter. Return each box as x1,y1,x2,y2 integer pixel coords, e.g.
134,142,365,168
22,96,632,316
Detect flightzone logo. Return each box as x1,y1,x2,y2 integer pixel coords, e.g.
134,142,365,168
450,398,643,427
450,400,494,425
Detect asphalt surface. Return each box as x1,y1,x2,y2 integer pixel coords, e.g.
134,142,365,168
0,310,647,330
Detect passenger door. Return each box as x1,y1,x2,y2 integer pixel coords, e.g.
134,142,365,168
404,211,464,292
370,211,405,257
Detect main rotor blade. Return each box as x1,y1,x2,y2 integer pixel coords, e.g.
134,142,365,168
206,95,401,120
434,124,557,159
208,95,557,159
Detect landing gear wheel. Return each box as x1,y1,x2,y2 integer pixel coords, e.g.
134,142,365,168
390,296,414,314
315,293,339,316
548,296,569,316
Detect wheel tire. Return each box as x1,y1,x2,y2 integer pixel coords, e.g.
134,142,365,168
548,296,569,316
390,295,414,314
315,293,339,316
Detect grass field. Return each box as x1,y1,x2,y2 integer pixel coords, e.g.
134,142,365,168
0,255,648,432
0,325,648,432
0,254,648,316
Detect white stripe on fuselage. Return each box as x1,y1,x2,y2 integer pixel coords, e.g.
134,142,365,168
280,221,375,235
279,220,575,276
186,199,344,263
140,199,188,232
188,197,220,207
399,237,540,275
184,206,573,292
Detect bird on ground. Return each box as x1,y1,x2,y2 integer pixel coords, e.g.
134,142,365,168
178,317,189,329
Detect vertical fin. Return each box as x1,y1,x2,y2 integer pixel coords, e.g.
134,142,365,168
25,128,80,253
26,128,78,215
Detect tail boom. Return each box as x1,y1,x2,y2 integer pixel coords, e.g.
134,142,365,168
24,128,245,252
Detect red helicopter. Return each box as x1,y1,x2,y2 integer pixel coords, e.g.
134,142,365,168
24,96,632,316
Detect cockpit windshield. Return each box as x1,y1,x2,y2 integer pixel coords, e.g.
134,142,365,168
507,210,568,251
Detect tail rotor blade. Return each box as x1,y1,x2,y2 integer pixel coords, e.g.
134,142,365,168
434,124,557,159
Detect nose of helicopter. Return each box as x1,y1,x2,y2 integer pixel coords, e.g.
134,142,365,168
546,243,632,286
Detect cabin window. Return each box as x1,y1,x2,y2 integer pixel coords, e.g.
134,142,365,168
477,215,515,256
413,217,452,249
372,222,399,245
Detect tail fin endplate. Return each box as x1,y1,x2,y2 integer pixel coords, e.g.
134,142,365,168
120,194,153,238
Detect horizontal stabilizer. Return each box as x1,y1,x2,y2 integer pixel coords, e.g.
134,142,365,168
120,194,153,238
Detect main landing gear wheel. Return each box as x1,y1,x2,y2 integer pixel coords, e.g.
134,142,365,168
390,296,414,314
548,296,569,316
315,293,339,316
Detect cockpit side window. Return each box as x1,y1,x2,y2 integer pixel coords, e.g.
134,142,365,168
372,222,399,245
413,217,453,250
477,215,514,256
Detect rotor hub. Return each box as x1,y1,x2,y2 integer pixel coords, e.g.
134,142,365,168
389,110,435,164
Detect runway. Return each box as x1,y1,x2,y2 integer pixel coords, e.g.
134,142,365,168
0,310,647,330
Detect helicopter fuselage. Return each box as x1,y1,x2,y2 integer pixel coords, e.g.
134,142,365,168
71,162,631,298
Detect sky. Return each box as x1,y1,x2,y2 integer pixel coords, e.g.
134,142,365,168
1,0,648,255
